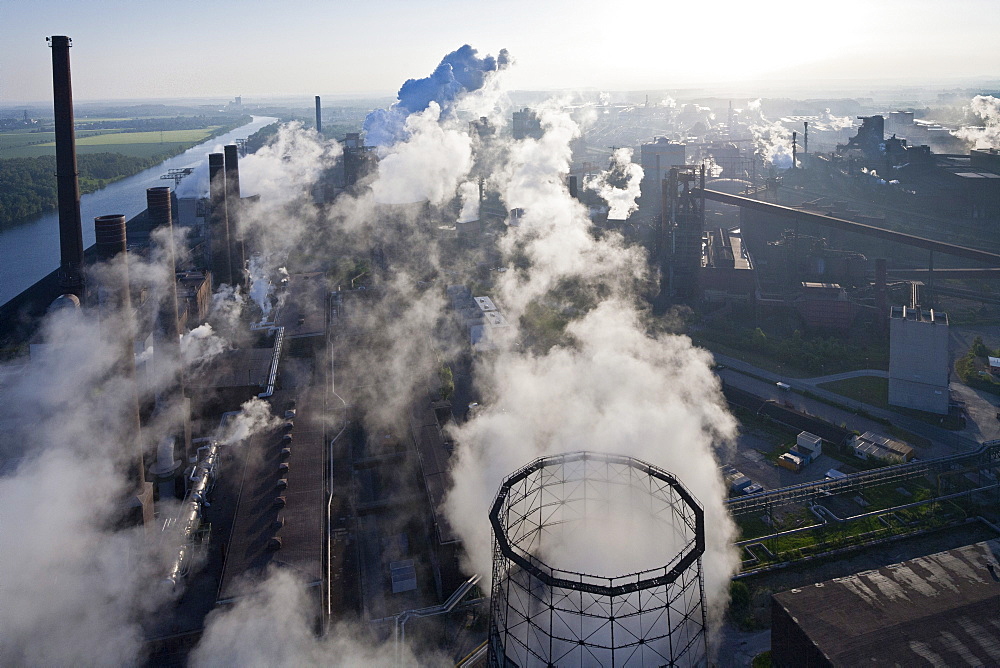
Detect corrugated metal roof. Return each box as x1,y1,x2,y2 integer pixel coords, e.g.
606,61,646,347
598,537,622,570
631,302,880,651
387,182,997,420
774,540,1000,666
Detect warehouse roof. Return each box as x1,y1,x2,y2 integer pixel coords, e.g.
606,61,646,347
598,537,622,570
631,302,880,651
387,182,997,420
773,540,1000,666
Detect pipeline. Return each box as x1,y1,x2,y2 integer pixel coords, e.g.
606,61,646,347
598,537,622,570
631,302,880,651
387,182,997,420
164,438,221,588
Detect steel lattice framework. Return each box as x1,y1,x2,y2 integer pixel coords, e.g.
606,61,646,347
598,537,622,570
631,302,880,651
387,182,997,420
488,452,708,667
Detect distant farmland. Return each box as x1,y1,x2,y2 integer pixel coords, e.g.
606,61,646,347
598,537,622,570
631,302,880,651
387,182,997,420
0,127,219,159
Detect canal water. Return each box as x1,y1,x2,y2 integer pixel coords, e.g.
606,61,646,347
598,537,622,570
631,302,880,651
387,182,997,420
0,116,278,305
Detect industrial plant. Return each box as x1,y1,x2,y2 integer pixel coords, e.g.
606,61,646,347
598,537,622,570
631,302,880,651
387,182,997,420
2,25,1000,668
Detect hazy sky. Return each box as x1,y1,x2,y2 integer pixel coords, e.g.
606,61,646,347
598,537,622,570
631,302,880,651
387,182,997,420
2,0,998,103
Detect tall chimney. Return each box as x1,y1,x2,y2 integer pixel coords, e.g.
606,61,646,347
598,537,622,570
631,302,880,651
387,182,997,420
791,131,797,169
315,95,322,134
803,121,809,155
94,214,154,528
48,36,85,298
146,187,192,473
208,153,233,287
223,145,245,286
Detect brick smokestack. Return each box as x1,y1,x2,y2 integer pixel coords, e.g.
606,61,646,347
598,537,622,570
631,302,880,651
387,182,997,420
223,144,245,286
48,36,85,298
94,214,154,528
208,153,233,287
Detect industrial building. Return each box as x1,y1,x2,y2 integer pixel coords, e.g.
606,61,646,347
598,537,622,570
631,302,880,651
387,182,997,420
850,430,914,463
888,305,950,415
772,540,1000,667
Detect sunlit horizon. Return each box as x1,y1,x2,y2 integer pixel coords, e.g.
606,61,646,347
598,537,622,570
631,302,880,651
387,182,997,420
2,0,998,104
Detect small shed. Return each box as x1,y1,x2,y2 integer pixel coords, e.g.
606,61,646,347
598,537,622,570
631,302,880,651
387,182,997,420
778,452,804,472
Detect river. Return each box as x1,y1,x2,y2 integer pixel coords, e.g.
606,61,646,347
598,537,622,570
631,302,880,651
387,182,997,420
0,115,279,306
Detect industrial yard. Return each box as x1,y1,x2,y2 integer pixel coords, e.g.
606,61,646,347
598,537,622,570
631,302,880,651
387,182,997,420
1,11,1000,668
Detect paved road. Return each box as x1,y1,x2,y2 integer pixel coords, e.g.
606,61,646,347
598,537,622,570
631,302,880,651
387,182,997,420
712,352,985,457
800,369,888,385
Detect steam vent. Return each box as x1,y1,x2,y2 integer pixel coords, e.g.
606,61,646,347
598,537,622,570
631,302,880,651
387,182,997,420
487,451,707,667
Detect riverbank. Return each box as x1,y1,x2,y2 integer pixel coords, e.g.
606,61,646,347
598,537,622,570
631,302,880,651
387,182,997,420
0,116,252,232
0,115,279,306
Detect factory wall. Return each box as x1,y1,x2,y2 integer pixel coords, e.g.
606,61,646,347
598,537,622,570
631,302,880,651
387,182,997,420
888,307,950,415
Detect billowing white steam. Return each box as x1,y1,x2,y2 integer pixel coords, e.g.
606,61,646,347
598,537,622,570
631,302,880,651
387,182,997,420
952,94,1000,149
444,104,740,627
190,569,439,666
372,103,474,205
180,323,229,366
820,108,854,131
217,397,281,445
585,146,644,219
247,254,274,319
746,98,795,169
457,180,480,223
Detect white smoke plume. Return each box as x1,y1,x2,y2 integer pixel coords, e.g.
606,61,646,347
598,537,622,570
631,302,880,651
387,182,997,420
217,397,281,446
190,569,444,666
247,254,274,320
456,180,480,223
443,104,740,630
746,98,796,169
819,107,855,131
0,258,218,665
585,146,644,219
372,102,474,205
702,155,724,178
180,323,229,366
952,94,1000,149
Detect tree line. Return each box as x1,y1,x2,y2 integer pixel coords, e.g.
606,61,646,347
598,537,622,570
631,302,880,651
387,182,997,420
0,153,159,230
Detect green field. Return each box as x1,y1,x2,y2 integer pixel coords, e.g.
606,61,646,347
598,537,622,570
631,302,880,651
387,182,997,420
0,127,219,159
817,375,889,408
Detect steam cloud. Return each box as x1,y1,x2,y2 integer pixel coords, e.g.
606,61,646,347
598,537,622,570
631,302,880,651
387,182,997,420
585,146,644,219
363,45,510,146
746,98,795,169
953,94,1000,149
443,104,740,630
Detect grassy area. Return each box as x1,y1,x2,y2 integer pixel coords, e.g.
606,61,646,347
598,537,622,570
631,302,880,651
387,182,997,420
818,376,888,409
0,129,108,155
692,335,810,378
67,128,217,145
0,127,218,159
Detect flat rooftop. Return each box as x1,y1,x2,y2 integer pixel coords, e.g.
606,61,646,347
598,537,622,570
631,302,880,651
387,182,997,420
890,305,948,325
218,386,324,601
188,348,273,389
410,401,458,544
773,540,1000,666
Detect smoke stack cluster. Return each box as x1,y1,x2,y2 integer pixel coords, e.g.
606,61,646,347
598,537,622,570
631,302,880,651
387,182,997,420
208,152,233,288
48,36,85,298
94,214,154,528
223,144,245,286
146,187,192,476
